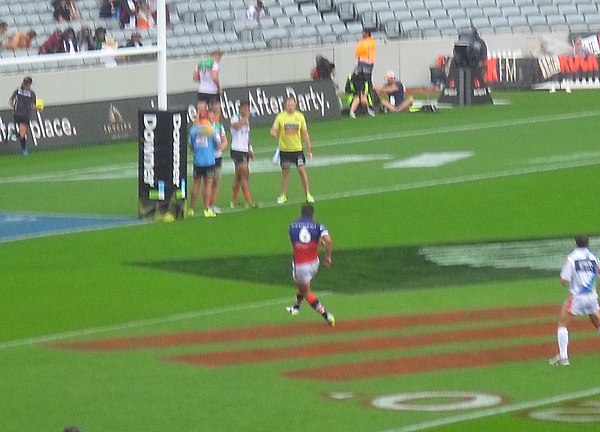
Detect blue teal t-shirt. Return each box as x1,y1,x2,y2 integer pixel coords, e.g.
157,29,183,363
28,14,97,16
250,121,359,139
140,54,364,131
189,124,217,168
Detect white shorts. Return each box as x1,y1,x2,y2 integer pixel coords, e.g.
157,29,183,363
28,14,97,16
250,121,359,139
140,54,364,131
564,292,600,316
292,259,319,284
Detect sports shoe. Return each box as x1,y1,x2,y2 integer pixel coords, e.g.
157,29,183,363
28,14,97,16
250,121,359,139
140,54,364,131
276,193,287,204
549,354,569,366
203,208,216,218
229,201,238,209
325,312,336,327
306,192,315,203
211,205,222,214
245,201,258,209
367,107,375,117
349,111,356,119
286,305,300,316
187,208,195,217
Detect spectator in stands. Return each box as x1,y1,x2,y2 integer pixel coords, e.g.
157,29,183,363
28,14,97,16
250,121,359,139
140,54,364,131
148,0,170,27
60,27,79,53
570,36,591,57
53,0,72,22
119,0,138,29
0,21,9,50
311,55,336,81
78,26,95,51
68,0,80,20
7,30,37,50
39,28,63,54
99,0,120,19
136,0,153,29
125,31,143,48
246,0,266,21
93,26,117,52
374,70,414,113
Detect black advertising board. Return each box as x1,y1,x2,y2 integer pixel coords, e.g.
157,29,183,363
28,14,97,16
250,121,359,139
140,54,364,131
138,109,187,220
438,60,494,105
0,79,340,154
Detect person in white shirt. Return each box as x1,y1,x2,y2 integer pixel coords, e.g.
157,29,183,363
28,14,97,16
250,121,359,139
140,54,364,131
229,101,256,208
192,50,222,112
550,235,600,366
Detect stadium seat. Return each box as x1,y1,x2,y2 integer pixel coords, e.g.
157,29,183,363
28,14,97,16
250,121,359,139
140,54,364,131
396,11,413,21
545,14,566,26
558,4,578,15
361,11,379,31
309,12,325,24
322,12,341,24
383,20,401,39
454,17,472,29
502,6,522,17
337,3,356,22
292,15,309,26
346,20,364,33
508,15,529,27
585,14,600,25
578,4,599,15
447,8,466,19
372,1,391,12
317,0,335,13
429,9,448,20
412,9,431,20
527,15,547,26
377,11,395,25
565,14,586,26
406,0,425,9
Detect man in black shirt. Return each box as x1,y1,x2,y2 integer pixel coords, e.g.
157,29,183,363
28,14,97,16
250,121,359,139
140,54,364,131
8,76,40,156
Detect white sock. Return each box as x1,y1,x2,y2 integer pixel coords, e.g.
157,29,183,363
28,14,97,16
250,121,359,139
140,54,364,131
557,326,569,359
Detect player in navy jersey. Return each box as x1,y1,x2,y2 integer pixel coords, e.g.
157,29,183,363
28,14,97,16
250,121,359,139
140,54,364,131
286,204,335,326
8,76,39,156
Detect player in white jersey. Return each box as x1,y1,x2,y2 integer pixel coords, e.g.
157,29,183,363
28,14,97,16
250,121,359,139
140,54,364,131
550,235,600,366
193,50,222,111
229,101,256,208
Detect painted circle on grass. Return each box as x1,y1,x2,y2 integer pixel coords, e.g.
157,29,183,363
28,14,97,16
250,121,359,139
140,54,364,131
372,391,502,412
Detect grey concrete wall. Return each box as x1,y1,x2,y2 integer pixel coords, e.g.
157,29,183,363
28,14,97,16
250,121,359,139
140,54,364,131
0,32,560,107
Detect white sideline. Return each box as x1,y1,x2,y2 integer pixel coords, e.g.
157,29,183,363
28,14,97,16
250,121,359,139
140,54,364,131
0,296,300,351
377,386,600,432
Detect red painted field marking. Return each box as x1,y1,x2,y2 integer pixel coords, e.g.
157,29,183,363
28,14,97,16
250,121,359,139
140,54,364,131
47,304,558,351
168,319,589,367
284,338,600,381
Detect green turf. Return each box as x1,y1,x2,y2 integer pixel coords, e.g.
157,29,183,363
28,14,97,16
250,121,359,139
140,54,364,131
2,90,600,432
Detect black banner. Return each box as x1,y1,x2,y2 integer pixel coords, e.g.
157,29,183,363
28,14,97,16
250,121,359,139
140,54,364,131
138,109,187,221
0,79,340,154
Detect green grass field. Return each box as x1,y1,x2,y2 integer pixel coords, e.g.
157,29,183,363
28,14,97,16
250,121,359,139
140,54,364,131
2,90,600,432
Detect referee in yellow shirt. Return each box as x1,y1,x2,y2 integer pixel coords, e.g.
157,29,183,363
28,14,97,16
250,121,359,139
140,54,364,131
271,95,314,204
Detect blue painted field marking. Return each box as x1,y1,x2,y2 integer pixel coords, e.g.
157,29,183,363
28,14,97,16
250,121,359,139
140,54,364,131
0,212,143,244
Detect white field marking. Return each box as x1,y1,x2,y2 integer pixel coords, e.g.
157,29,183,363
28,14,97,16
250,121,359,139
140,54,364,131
294,156,600,206
1,109,598,184
0,155,393,184
251,109,600,154
376,386,600,432
384,152,473,169
420,237,600,271
0,293,331,351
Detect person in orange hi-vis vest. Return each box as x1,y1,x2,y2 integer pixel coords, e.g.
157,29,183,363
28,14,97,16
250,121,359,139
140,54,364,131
349,29,377,118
